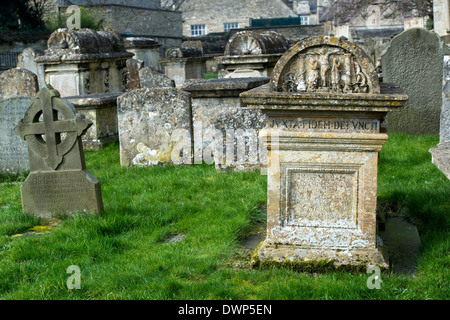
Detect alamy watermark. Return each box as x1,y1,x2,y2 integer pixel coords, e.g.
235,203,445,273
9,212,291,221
366,265,381,289
66,265,81,289
66,5,81,30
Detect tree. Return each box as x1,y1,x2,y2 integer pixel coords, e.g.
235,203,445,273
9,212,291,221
0,0,48,31
324,0,434,25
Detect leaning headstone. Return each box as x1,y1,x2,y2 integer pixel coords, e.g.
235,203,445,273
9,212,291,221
126,58,144,91
138,67,175,88
0,68,39,100
0,97,32,175
14,85,103,218
117,88,192,167
429,54,450,179
381,28,445,134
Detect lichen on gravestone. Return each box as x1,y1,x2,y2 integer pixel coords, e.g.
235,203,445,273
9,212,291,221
13,84,103,218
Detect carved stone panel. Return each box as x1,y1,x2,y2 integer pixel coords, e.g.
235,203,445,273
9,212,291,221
272,37,380,94
224,31,289,56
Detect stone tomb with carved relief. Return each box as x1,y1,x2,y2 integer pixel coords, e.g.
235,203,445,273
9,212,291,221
241,37,408,269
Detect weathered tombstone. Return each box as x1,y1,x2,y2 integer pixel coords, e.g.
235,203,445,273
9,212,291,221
124,36,162,71
14,85,103,218
35,28,133,97
16,47,45,89
180,77,270,171
0,68,39,100
160,47,206,86
126,58,144,91
381,28,445,134
0,97,32,175
429,55,450,179
64,92,122,150
241,37,408,270
138,66,175,89
117,88,192,167
216,31,289,78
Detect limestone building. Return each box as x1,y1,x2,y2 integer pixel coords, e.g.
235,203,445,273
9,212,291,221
174,0,322,37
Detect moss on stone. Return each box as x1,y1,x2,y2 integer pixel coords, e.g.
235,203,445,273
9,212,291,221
250,241,389,274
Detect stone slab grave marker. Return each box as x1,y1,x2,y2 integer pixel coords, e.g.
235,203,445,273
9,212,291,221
0,97,32,175
381,28,445,134
429,54,450,179
241,36,408,270
14,84,103,218
0,68,39,100
138,67,175,89
117,88,192,167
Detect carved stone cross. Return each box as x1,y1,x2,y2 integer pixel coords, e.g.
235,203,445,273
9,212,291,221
14,84,92,170
14,84,103,218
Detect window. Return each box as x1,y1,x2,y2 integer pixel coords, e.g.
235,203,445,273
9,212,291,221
300,16,309,25
223,22,239,32
190,24,206,36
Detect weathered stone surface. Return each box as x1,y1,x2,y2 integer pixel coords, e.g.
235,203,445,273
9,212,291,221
0,68,39,100
124,37,162,71
138,67,175,88
0,97,32,175
117,88,192,167
440,55,450,144
429,55,450,179
429,142,450,179
16,48,45,89
160,57,206,86
382,28,445,134
181,77,270,171
241,36,408,270
166,47,203,58
14,85,103,218
126,58,144,90
35,28,133,97
64,92,122,150
224,31,289,56
216,31,288,79
271,36,380,94
182,40,203,54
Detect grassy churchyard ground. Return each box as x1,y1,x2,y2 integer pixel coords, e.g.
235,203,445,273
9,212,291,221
0,133,448,300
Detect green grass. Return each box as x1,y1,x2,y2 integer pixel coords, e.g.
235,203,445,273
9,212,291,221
204,73,219,80
0,133,448,300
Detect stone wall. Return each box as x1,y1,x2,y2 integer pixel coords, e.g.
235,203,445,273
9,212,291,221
58,4,183,56
180,0,295,36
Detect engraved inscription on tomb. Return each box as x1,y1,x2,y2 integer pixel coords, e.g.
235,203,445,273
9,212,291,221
268,118,380,133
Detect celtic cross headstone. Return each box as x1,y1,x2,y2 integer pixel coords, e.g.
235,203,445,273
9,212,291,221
14,84,103,218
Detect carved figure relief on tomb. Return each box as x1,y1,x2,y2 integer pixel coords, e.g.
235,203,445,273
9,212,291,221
273,37,380,94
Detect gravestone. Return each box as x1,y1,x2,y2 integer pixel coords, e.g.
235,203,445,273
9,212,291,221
429,55,450,179
0,68,39,100
16,47,45,89
124,36,162,71
138,67,175,88
0,97,32,175
126,58,144,91
35,28,133,97
381,28,445,134
14,85,103,218
241,36,408,270
160,47,206,86
117,88,192,167
180,77,270,171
